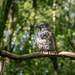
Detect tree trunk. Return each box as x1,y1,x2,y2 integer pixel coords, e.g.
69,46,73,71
53,0,56,35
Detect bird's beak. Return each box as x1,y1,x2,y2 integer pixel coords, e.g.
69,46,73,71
35,25,39,27
35,24,41,30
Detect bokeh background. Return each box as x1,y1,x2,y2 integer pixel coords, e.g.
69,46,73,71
0,0,75,75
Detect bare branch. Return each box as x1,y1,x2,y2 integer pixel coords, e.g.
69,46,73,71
0,50,75,61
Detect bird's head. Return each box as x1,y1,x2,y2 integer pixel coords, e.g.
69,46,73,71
35,22,50,30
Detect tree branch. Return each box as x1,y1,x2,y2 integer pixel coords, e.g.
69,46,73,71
0,50,75,61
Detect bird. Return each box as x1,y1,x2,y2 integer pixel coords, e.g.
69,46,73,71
35,22,58,71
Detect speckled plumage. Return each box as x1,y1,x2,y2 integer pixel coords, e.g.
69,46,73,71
36,22,58,71
36,30,56,51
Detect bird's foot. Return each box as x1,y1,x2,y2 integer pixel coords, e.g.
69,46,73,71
47,50,58,55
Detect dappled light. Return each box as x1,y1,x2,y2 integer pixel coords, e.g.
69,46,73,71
0,0,75,75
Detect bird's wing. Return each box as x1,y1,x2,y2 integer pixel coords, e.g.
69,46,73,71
51,31,57,51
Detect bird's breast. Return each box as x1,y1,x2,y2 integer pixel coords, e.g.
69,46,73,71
36,37,50,45
36,31,55,51
36,36,51,51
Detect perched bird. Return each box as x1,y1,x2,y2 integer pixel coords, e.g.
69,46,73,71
35,22,58,71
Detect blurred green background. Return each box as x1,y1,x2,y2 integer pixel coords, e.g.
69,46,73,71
0,0,75,75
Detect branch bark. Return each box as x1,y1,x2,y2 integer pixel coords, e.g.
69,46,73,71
0,50,75,61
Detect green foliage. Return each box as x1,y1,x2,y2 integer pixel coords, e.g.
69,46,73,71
0,0,75,75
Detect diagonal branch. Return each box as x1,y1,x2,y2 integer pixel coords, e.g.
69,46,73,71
0,50,75,61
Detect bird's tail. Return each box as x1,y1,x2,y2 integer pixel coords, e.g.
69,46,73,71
50,57,58,71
